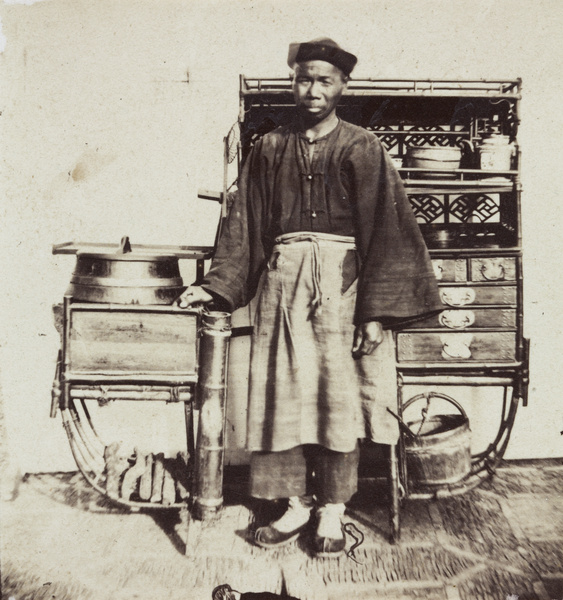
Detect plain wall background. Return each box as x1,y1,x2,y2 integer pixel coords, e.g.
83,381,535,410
1,0,562,473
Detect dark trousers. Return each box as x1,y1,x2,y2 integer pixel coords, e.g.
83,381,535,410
249,443,360,504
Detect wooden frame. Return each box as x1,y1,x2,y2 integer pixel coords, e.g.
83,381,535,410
237,76,530,543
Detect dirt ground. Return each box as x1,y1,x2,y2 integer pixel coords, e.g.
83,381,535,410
1,459,563,600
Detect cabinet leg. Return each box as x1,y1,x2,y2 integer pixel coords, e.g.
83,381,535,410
184,399,195,472
389,444,401,544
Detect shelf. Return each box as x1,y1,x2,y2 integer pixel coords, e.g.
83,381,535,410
399,167,517,176
396,361,523,371
405,182,514,194
64,373,199,384
428,248,521,257
398,374,517,386
402,327,518,333
241,77,522,99
424,241,519,252
399,169,516,193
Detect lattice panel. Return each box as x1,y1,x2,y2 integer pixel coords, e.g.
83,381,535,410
408,125,468,148
369,124,470,154
450,195,500,223
405,125,454,148
409,195,445,224
370,125,399,152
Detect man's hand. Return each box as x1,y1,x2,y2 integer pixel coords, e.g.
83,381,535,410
176,285,214,309
352,321,384,358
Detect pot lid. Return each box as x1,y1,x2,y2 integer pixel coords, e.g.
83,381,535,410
53,236,214,260
76,251,177,262
73,236,177,261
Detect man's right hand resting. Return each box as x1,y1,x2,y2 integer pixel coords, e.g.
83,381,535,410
176,285,214,309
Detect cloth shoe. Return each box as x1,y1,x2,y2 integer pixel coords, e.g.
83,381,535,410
254,496,313,548
211,584,241,600
313,502,346,558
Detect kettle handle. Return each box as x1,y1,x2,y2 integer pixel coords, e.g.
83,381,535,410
119,236,132,254
459,139,477,168
459,139,476,152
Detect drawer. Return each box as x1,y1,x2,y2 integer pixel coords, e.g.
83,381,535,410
408,308,516,330
439,285,516,306
431,259,467,282
470,258,516,282
397,332,517,363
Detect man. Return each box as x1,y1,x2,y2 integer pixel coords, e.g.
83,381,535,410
179,38,441,557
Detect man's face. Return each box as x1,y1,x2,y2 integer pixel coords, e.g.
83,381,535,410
292,61,347,125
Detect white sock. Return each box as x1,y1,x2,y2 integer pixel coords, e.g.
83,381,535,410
271,495,313,533
316,503,345,539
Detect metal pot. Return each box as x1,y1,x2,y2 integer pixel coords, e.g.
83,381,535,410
66,237,185,304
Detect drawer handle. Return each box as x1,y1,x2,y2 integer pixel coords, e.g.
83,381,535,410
441,334,473,359
440,287,476,307
432,260,444,281
480,259,505,281
439,310,475,329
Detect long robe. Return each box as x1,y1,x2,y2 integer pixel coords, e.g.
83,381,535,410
202,119,442,450
203,119,440,324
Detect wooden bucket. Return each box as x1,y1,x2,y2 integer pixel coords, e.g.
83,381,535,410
403,393,471,489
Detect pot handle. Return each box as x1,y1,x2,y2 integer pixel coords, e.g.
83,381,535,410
439,310,475,329
440,287,476,307
402,391,469,423
480,259,505,281
119,236,132,254
441,333,473,359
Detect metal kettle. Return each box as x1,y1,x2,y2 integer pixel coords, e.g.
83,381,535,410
461,134,516,171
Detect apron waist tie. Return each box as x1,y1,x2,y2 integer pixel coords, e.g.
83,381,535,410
274,232,356,318
311,237,322,315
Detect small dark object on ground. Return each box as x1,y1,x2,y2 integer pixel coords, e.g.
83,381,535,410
212,583,300,600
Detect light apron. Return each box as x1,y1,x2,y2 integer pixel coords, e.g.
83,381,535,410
246,232,399,454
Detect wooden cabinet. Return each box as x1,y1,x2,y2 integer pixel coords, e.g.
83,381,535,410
398,253,519,366
237,76,528,381
237,77,530,540
402,253,519,366
52,244,231,521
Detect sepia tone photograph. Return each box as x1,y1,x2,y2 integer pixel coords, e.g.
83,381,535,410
1,1,562,599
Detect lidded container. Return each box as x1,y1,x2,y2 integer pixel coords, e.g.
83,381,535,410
478,134,516,170
66,236,185,305
405,146,462,170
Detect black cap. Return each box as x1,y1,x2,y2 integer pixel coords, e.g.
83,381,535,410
288,37,357,77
